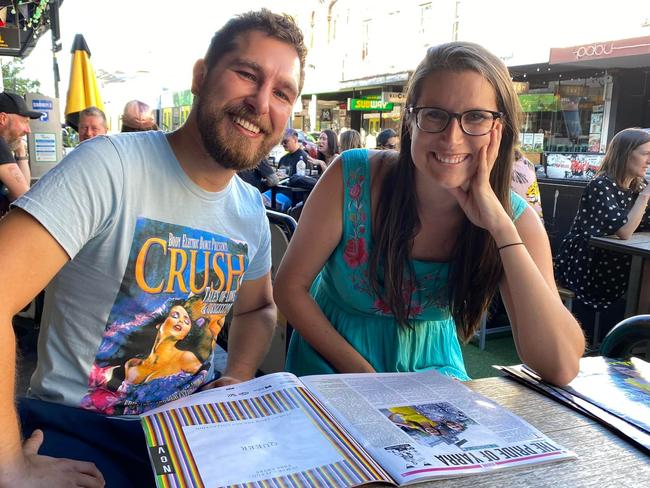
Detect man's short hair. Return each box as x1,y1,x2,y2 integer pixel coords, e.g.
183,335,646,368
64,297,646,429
204,9,307,93
79,106,107,125
377,128,398,146
284,128,299,139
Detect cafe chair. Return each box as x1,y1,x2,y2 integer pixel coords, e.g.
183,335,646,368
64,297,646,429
259,210,297,375
599,314,650,360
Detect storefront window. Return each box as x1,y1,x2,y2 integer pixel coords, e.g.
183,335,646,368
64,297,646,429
518,76,606,154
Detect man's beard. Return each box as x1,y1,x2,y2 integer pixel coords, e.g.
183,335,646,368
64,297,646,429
197,99,278,171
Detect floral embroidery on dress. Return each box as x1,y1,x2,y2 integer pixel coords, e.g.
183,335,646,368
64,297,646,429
343,161,448,318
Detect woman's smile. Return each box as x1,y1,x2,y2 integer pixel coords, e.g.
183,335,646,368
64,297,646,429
432,152,471,165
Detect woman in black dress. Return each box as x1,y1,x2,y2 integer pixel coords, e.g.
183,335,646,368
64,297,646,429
556,128,650,308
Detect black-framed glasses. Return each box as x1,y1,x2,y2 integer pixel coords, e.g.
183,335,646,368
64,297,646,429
408,106,503,136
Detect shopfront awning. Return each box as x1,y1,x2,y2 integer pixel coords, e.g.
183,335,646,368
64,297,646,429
338,71,411,91
549,35,650,69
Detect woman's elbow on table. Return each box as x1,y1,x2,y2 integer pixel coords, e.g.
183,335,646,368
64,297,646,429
614,228,632,240
536,356,581,387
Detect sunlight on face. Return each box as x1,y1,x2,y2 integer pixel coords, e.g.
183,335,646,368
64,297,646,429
410,70,499,190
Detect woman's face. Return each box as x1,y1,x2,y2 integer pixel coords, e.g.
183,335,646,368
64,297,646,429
161,305,192,340
409,70,500,190
318,132,329,152
625,142,650,180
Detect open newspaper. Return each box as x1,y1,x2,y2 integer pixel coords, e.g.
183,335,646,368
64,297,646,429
141,370,575,488
496,356,650,453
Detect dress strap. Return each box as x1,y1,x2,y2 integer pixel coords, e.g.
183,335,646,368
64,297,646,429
340,149,372,244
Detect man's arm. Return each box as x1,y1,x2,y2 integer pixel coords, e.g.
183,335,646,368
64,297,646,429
0,209,104,487
212,273,276,386
259,160,279,187
0,163,29,201
13,140,31,182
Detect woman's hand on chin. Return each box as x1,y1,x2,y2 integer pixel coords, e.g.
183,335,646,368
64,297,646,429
448,126,510,233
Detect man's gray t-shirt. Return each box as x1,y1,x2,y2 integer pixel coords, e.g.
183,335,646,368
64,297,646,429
14,131,271,415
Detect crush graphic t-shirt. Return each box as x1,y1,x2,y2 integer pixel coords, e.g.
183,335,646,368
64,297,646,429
14,131,271,416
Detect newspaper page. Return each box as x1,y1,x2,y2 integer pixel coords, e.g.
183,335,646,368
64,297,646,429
301,370,575,485
140,372,392,488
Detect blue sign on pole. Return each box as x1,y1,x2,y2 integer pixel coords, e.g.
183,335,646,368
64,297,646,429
32,99,53,110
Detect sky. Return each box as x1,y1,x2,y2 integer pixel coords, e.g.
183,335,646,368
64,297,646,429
20,0,296,118
14,0,650,122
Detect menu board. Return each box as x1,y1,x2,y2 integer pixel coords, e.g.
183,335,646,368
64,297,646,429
519,132,544,153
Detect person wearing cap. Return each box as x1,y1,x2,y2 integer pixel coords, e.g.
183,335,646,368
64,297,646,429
78,106,108,142
120,100,159,132
278,128,309,176
0,10,306,487
0,91,41,214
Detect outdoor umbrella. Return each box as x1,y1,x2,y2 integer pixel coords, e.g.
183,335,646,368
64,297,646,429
64,34,104,131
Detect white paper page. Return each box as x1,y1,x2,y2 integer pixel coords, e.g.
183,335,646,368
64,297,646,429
183,408,343,486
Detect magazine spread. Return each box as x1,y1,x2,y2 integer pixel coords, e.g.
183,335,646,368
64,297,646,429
496,357,650,453
141,370,575,488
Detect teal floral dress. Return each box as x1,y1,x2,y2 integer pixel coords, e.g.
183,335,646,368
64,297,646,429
285,149,528,380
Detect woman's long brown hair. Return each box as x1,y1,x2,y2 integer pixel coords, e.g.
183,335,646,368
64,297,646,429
597,128,650,192
368,42,522,342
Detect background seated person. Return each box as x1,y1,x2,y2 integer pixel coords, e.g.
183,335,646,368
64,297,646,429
307,129,339,174
376,128,399,150
0,92,41,216
556,128,650,309
121,100,158,132
78,106,108,142
278,128,309,176
511,147,543,220
238,157,279,192
339,129,362,152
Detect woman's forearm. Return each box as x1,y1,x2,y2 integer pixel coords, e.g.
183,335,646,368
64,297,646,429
491,218,584,385
616,193,650,239
498,245,584,385
274,283,375,373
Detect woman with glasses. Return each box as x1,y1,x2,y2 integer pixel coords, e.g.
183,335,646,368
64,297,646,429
376,128,399,150
275,42,584,385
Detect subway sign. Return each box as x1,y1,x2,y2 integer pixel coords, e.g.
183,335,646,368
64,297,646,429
347,98,394,111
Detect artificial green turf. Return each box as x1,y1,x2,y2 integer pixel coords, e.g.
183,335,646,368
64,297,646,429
461,332,521,379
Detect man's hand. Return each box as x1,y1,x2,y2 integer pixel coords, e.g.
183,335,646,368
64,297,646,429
0,430,105,488
199,375,244,391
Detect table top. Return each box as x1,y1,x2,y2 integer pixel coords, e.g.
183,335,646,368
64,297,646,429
590,232,650,258
408,376,649,487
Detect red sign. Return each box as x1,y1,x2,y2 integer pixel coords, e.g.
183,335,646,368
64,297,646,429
549,35,650,64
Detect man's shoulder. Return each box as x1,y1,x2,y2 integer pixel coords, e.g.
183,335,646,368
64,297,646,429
103,130,165,152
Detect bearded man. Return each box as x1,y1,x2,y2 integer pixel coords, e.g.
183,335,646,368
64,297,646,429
0,92,41,213
0,9,306,488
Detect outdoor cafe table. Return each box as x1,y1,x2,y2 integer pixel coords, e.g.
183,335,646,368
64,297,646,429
590,232,650,316
402,376,649,488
